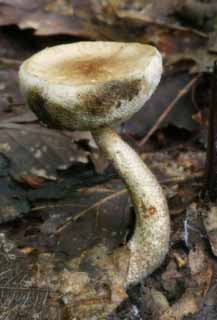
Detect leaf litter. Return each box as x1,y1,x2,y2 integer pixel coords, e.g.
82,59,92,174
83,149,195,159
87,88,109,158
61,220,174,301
1,0,217,319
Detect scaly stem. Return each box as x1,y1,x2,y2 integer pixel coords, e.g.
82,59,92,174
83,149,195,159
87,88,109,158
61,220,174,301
93,127,170,285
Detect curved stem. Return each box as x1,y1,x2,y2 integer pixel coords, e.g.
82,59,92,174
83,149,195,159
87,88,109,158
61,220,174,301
93,127,170,286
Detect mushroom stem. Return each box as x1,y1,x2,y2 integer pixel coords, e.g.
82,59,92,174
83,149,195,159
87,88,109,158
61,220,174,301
93,127,170,286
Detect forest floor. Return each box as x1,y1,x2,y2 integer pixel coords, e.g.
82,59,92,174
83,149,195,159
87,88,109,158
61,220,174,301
1,1,217,319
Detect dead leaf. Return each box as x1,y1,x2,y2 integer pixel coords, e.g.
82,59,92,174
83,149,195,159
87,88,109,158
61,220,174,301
203,205,217,257
125,72,199,139
20,175,45,189
0,123,89,179
188,244,213,296
0,63,26,121
161,260,183,298
0,178,30,223
142,287,170,319
188,244,206,275
0,0,206,47
26,179,131,256
160,289,198,320
0,233,60,319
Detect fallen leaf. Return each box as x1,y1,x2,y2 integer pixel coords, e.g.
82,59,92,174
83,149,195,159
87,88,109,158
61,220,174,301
27,179,131,255
203,205,217,257
188,244,206,275
20,175,45,189
142,287,170,319
0,178,30,223
160,289,198,320
161,260,183,298
125,72,199,139
0,123,89,179
0,233,60,319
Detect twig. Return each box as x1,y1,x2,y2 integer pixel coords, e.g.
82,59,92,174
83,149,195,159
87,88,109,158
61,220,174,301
55,189,126,234
138,75,200,146
0,57,22,67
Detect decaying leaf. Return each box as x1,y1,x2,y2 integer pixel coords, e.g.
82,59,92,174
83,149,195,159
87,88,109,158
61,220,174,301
13,179,131,255
0,178,30,223
0,62,26,120
0,123,89,178
0,233,60,319
0,177,132,319
160,289,199,320
125,72,200,138
203,204,217,257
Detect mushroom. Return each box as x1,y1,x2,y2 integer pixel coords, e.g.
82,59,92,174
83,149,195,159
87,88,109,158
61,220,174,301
19,41,170,286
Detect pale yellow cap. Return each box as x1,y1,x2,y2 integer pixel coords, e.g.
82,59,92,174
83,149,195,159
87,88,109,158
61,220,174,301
19,41,162,130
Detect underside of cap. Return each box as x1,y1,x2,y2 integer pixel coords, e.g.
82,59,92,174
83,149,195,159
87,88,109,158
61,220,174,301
19,41,162,130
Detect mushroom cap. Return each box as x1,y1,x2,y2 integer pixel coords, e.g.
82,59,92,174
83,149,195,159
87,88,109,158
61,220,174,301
19,41,162,130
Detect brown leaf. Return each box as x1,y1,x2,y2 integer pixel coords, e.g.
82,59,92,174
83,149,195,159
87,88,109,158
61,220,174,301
160,290,198,320
0,123,89,179
0,178,131,318
203,205,217,257
20,175,45,189
188,244,213,296
33,180,130,255
0,0,206,46
0,62,26,121
0,233,60,319
161,260,182,296
0,178,30,223
188,244,206,275
125,72,199,139
142,287,170,319
25,179,132,319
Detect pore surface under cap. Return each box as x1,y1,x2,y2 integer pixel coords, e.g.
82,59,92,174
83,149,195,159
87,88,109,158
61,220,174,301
19,41,162,130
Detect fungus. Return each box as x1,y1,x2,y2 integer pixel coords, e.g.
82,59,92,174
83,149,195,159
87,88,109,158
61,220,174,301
19,41,170,285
